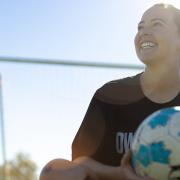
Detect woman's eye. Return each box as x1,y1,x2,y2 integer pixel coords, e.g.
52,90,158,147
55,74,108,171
138,26,143,31
153,22,162,27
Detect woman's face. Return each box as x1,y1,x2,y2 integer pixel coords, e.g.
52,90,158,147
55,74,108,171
135,5,180,66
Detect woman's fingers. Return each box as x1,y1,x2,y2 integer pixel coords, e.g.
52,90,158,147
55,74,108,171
121,150,132,166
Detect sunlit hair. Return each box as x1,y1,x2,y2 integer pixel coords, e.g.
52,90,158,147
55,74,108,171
153,3,180,33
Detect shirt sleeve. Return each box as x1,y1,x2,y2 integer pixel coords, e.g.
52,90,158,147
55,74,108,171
71,93,106,161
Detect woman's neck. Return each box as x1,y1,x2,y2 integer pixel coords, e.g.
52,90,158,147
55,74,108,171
140,64,180,103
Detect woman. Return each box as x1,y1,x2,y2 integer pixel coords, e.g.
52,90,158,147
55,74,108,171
40,3,180,180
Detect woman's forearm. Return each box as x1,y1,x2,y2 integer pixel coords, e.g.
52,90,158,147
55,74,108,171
73,156,125,180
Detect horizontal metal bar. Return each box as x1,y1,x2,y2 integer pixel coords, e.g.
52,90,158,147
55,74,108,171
0,56,144,70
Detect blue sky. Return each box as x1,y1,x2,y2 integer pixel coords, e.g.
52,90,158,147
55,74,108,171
0,0,146,62
0,0,180,177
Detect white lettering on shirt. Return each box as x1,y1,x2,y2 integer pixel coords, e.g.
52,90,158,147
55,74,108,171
116,132,134,153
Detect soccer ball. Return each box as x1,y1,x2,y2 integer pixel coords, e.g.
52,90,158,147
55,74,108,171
131,107,180,180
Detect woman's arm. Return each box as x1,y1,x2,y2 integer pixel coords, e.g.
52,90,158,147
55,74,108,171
73,151,153,180
40,151,153,180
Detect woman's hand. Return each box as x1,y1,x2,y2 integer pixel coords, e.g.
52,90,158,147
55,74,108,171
120,150,154,180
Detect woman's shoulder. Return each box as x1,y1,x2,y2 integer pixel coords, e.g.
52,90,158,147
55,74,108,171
94,73,144,105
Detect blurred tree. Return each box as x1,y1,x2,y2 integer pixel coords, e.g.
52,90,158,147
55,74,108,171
0,153,37,180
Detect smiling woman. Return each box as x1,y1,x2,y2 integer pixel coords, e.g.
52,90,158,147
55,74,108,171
3,1,180,180
40,2,180,180
135,4,180,69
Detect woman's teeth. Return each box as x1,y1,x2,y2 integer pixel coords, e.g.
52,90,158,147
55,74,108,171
141,42,155,49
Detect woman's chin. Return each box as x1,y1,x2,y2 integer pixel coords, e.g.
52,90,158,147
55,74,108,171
139,57,154,66
139,53,161,66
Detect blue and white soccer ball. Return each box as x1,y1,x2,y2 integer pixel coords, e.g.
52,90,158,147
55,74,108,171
131,107,180,180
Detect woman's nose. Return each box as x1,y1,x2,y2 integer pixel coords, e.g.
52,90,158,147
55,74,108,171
141,27,152,36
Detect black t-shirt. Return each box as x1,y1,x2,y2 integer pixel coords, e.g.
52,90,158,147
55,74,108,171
72,73,180,166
